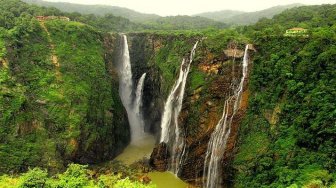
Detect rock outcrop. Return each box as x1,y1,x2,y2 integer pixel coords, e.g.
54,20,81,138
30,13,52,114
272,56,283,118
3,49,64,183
149,142,170,172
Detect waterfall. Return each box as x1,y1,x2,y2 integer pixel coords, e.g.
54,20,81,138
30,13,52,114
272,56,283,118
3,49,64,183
118,34,146,144
119,35,134,109
134,73,147,132
160,41,199,175
203,45,249,188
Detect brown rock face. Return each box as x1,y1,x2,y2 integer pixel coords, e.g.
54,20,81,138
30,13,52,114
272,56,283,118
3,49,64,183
148,51,252,188
149,142,170,172
178,48,253,187
128,33,254,187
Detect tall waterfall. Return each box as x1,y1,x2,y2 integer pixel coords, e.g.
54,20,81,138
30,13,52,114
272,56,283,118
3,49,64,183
203,45,249,188
118,34,146,144
119,35,134,109
160,41,199,175
134,73,147,131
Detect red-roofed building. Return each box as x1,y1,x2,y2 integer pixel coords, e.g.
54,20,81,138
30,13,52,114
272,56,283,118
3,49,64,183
284,27,308,37
35,16,70,22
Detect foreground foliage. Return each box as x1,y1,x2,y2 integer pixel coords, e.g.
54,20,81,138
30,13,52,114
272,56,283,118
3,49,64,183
0,164,156,188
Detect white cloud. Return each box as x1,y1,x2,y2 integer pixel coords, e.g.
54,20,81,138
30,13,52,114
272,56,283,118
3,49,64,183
45,0,336,16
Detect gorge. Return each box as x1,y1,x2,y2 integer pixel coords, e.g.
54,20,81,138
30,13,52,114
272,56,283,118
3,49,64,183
0,1,335,188
123,33,254,187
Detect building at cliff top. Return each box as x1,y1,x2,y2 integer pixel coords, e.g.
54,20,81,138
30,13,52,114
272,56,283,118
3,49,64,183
36,16,70,22
284,27,309,37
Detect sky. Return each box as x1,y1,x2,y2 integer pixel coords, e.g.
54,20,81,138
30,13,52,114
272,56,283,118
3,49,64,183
45,0,336,16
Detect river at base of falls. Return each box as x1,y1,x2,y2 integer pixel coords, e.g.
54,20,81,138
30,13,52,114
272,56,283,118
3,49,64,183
114,134,188,188
148,171,188,188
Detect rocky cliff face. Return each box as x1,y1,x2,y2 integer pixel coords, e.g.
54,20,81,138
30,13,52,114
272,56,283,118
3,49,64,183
177,44,252,187
125,33,252,187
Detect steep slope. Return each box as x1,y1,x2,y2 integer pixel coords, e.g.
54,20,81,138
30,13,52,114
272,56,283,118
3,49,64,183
23,0,161,23
233,4,336,187
0,9,130,173
234,32,336,188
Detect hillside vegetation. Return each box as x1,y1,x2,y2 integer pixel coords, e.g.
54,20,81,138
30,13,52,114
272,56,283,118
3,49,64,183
0,0,140,32
0,0,129,173
23,0,161,23
22,0,228,30
142,16,227,30
196,3,304,25
0,0,335,187
234,4,336,187
194,10,245,22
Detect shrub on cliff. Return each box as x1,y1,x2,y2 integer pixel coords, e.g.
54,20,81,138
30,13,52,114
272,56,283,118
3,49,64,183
18,168,48,188
55,164,92,188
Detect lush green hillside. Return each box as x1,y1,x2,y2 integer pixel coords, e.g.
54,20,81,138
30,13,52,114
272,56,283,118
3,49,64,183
197,3,304,25
0,0,141,32
234,4,336,187
23,0,161,23
250,4,336,32
194,10,245,22
142,15,227,30
0,0,130,173
22,0,228,30
0,0,335,187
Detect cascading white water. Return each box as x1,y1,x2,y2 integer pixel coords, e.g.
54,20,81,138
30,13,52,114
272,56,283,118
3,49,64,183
119,35,134,109
118,34,146,144
134,73,147,132
203,45,249,188
160,41,199,175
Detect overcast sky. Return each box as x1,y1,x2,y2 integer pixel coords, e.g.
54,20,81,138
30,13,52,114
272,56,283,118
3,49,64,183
45,0,335,16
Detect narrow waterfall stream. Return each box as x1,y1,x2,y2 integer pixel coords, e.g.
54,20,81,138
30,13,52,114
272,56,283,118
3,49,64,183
203,45,249,188
134,73,147,132
118,34,146,144
119,34,134,110
160,41,199,175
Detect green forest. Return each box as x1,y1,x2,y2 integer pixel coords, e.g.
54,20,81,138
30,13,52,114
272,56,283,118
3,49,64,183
0,0,335,187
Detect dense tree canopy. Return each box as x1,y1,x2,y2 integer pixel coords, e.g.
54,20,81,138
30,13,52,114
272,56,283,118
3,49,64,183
0,0,335,187
233,3,336,187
